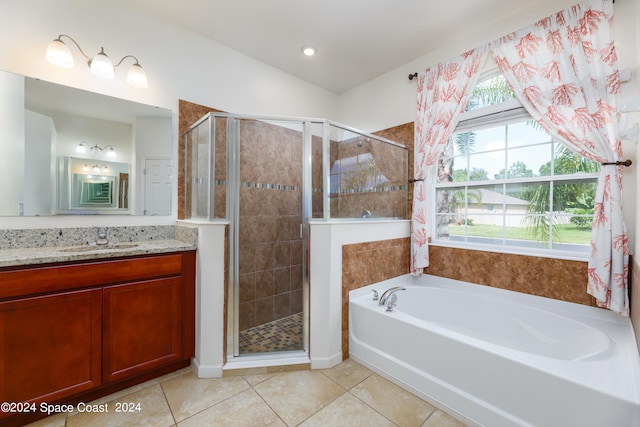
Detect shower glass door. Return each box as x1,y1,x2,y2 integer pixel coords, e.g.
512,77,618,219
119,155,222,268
231,117,307,356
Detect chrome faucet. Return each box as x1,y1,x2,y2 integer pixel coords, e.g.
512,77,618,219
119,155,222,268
385,293,398,312
96,227,109,245
378,286,406,306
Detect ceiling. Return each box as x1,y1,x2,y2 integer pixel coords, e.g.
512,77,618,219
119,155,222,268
120,0,574,94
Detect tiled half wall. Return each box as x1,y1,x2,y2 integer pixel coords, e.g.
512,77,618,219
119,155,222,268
342,238,411,359
341,240,594,360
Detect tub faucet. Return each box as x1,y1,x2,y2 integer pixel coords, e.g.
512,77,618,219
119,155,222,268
379,286,405,306
96,227,109,245
385,293,398,312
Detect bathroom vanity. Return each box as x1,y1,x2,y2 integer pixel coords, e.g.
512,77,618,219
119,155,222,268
0,235,196,426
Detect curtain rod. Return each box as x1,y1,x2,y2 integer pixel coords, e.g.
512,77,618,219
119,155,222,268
602,159,632,167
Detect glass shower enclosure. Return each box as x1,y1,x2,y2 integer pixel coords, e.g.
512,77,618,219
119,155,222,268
184,113,408,360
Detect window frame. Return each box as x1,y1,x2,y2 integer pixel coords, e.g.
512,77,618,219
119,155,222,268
430,80,598,261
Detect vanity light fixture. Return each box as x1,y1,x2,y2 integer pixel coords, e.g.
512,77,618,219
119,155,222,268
89,164,108,173
45,34,148,88
76,142,117,158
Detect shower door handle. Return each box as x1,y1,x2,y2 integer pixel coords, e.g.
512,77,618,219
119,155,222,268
300,223,304,239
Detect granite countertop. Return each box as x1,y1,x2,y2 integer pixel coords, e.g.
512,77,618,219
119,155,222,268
0,239,196,268
0,225,198,268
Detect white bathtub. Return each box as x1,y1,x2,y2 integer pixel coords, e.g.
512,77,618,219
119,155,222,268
349,274,640,427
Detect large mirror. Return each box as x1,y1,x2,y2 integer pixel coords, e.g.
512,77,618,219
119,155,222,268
0,70,173,216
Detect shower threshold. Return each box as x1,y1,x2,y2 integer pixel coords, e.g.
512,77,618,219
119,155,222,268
223,351,310,372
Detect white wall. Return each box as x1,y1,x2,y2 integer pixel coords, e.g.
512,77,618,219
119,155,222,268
338,0,639,252
134,116,173,215
0,72,25,216
1,0,636,231
0,0,338,228
24,110,55,216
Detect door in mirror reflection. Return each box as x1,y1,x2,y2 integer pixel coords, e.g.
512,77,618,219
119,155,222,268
144,158,172,216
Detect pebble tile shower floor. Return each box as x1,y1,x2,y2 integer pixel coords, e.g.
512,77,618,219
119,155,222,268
239,312,303,354
25,359,467,426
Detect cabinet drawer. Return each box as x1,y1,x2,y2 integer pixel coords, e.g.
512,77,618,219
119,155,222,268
0,253,184,299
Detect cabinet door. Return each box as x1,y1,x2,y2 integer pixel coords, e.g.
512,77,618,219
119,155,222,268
103,277,183,383
0,289,102,404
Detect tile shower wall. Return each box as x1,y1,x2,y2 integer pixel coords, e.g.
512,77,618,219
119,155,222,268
373,122,415,218
179,101,303,333
328,137,408,219
238,120,304,331
178,100,224,220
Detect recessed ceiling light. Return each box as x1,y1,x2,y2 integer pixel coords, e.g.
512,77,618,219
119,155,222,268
301,45,317,57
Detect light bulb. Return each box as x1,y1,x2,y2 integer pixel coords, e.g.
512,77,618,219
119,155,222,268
106,147,117,158
45,38,74,68
301,45,317,56
126,63,148,88
90,48,115,79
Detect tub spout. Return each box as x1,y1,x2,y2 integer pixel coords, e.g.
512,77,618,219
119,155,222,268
379,286,405,306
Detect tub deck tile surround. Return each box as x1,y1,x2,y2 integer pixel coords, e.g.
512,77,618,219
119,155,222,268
25,359,466,427
342,239,596,360
342,238,411,359
426,246,595,306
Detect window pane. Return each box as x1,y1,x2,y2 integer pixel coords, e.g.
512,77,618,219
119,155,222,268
473,126,506,153
465,75,515,111
507,145,551,178
552,214,592,246
507,121,552,147
551,146,601,176
552,180,598,213
449,155,468,183
436,73,598,255
469,152,501,181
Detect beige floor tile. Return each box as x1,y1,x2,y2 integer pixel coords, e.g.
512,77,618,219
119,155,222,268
320,358,373,390
162,372,250,422
242,372,278,386
177,388,285,427
158,366,195,383
351,374,435,427
24,412,67,427
253,370,345,426
422,410,467,427
299,392,395,427
66,384,174,427
68,377,162,416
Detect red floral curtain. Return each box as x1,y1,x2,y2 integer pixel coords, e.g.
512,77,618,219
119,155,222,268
411,46,488,274
490,0,628,315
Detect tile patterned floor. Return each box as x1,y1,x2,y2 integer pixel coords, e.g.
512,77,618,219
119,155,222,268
239,312,303,354
25,359,467,427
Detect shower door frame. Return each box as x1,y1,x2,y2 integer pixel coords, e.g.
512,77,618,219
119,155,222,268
225,114,314,360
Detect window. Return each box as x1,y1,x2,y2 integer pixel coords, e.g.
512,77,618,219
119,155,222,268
434,75,600,254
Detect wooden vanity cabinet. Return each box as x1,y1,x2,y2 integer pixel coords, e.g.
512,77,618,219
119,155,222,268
102,276,184,383
0,288,102,404
0,250,195,424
